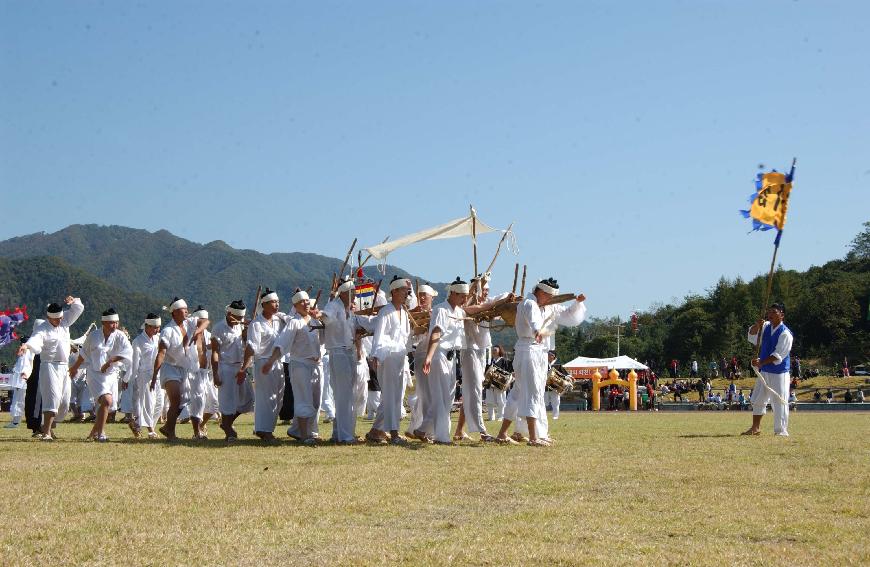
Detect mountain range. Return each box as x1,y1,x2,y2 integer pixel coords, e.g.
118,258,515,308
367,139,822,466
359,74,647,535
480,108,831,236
0,225,454,360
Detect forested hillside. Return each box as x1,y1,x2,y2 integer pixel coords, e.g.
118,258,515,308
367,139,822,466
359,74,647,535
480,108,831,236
0,224,436,308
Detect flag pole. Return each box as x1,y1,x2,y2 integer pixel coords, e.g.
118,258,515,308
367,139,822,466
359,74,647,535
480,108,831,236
755,157,796,357
750,158,795,406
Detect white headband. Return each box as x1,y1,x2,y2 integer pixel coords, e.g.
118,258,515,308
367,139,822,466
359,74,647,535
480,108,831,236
336,280,355,294
164,299,187,312
46,309,63,319
449,283,470,294
226,306,246,317
144,317,161,327
389,278,409,292
192,310,208,320
418,284,438,297
260,292,279,305
101,314,120,322
292,290,310,304
535,282,558,295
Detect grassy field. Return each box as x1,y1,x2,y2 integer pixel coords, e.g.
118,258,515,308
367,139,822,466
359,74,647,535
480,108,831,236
2,411,868,566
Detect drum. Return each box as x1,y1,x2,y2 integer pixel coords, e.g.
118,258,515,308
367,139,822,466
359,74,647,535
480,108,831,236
484,365,515,391
546,366,573,394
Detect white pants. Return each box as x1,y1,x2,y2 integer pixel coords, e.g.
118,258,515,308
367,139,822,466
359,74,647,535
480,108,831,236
750,370,790,434
366,390,381,419
486,387,506,421
188,368,209,421
290,360,322,419
136,372,159,429
329,348,358,442
320,355,335,420
504,384,549,439
216,362,254,415
353,358,368,418
39,362,69,414
10,387,25,421
425,350,457,443
460,349,487,434
119,381,134,414
204,374,219,415
514,347,547,419
409,345,434,434
373,351,407,433
253,358,285,434
546,390,561,419
71,377,93,413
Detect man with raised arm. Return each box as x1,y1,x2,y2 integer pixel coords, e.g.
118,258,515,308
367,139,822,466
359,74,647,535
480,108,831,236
495,278,586,446
18,296,84,440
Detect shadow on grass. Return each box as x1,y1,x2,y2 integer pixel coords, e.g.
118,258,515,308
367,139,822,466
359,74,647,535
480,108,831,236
677,433,740,439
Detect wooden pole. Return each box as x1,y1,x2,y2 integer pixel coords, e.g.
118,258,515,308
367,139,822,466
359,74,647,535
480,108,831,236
512,263,519,295
520,265,527,296
471,205,478,279
251,285,262,321
338,237,357,281
482,222,513,277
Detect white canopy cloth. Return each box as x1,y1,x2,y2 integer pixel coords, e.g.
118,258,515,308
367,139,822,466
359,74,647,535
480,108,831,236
563,355,649,371
363,211,503,262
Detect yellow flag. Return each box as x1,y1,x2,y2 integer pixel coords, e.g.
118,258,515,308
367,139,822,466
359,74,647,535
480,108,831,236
749,172,791,231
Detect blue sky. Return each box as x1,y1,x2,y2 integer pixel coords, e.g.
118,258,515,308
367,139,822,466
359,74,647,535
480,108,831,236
2,1,868,318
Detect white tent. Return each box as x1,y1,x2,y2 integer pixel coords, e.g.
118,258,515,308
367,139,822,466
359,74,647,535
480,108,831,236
563,355,649,371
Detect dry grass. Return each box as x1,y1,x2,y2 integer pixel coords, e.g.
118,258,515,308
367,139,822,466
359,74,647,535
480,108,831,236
1,411,868,566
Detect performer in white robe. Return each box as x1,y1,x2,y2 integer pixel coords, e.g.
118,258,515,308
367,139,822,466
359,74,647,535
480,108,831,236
130,314,162,438
262,291,324,444
6,335,33,428
150,297,193,441
496,278,586,446
320,277,374,444
70,308,133,442
744,302,794,437
453,276,510,442
184,306,212,439
211,300,254,441
243,288,287,442
421,278,470,444
18,296,84,440
406,284,437,442
367,276,413,444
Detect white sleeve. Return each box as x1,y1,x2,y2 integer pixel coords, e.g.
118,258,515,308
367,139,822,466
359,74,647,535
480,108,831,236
62,298,85,327
554,300,587,327
25,331,46,356
770,329,793,364
274,319,302,355
129,341,141,382
371,311,390,361
520,300,543,334
747,322,765,345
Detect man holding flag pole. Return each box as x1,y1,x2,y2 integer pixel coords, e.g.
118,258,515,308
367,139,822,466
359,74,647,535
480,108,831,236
739,159,796,436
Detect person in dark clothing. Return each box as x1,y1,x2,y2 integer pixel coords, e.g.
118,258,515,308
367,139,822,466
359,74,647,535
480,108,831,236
24,352,42,435
278,361,295,424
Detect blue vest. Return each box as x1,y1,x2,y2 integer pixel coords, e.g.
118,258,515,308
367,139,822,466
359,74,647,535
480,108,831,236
760,322,790,374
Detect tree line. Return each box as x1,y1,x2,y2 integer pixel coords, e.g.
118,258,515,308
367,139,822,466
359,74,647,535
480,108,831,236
555,222,870,372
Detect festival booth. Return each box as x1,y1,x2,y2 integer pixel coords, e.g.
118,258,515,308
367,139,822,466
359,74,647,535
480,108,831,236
563,355,649,411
